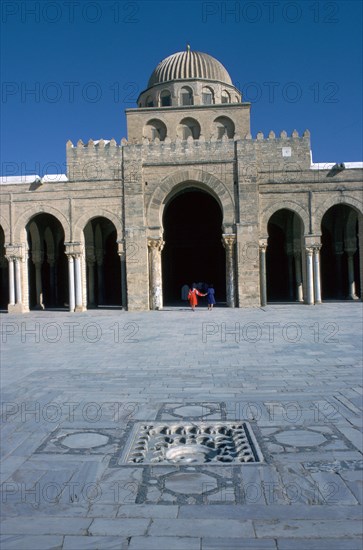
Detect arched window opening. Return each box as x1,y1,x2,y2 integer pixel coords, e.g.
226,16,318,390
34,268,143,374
202,87,214,105
214,116,235,139
145,95,154,107
221,90,230,103
160,90,172,107
177,117,201,140
181,86,193,106
144,119,167,141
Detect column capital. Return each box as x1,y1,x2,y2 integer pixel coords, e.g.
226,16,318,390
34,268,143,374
311,243,322,253
259,239,268,252
305,246,314,256
147,237,165,252
116,240,125,255
222,234,236,250
65,242,83,256
5,244,24,260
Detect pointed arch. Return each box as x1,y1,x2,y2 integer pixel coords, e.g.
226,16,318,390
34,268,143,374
14,205,70,242
313,194,363,234
147,169,235,230
73,209,123,243
0,217,10,243
260,201,309,238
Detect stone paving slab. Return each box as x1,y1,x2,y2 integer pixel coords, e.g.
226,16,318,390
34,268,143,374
276,539,363,550
0,535,63,550
0,304,362,548
201,539,277,549
128,537,201,550
0,517,92,535
63,536,129,549
148,518,255,538
254,519,363,538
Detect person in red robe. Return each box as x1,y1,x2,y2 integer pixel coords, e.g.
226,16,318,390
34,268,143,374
187,284,206,311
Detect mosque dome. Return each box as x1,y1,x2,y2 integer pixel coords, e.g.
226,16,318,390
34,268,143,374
148,48,233,87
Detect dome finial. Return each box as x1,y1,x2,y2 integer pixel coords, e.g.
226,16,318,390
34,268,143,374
186,44,191,52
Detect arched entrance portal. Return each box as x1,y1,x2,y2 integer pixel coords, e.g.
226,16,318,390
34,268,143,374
0,226,8,309
162,188,226,305
84,217,121,307
321,205,361,300
266,209,304,302
26,214,67,309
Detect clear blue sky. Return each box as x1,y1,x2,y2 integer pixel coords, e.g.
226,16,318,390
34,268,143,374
1,0,362,176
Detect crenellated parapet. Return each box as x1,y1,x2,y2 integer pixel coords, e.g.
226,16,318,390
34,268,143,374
237,129,312,178
140,134,236,164
66,129,311,183
66,138,126,182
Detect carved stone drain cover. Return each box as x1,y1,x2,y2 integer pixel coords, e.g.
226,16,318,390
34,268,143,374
120,422,264,465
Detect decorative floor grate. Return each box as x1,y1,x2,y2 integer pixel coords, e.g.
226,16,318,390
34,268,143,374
120,422,264,465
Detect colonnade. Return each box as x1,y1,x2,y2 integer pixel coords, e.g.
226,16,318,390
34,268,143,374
1,236,126,313
260,240,322,306
1,202,361,312
260,237,361,306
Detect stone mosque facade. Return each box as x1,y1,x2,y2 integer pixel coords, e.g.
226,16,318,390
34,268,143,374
0,48,362,313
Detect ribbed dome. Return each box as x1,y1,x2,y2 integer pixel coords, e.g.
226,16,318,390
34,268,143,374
148,50,233,87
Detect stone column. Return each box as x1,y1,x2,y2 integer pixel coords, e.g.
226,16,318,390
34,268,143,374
334,242,344,298
312,245,322,304
305,247,314,305
14,257,22,304
87,260,96,306
117,241,127,309
66,243,85,312
74,255,83,311
8,257,15,306
346,248,358,300
32,251,44,309
0,256,8,305
47,255,56,306
5,245,26,313
286,244,294,300
148,237,164,310
259,241,267,307
288,254,294,300
294,252,304,302
96,249,104,306
222,234,236,308
67,254,75,312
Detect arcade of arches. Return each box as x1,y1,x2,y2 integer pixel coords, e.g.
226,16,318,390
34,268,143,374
261,204,361,305
0,201,362,312
0,214,124,312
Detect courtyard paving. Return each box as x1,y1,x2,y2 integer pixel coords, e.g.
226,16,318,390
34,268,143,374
0,302,362,550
